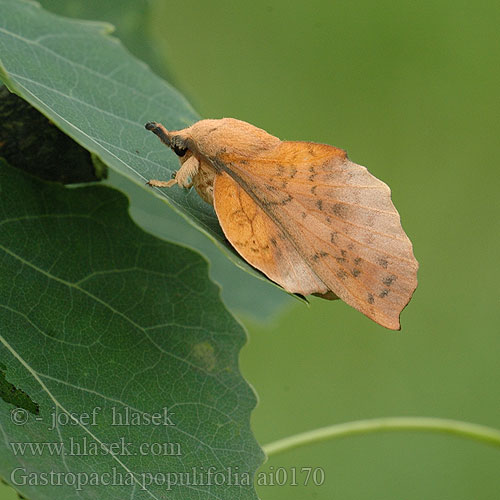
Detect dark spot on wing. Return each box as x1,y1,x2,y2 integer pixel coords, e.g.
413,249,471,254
266,185,277,192
341,250,347,258
336,256,346,263
277,165,285,176
270,237,277,247
337,270,348,280
309,166,316,173
352,269,361,277
347,244,354,251
379,289,390,298
378,257,389,268
366,233,375,245
281,179,288,189
312,251,329,262
330,232,338,244
354,257,362,266
332,203,347,218
262,194,293,207
302,212,307,219
382,275,397,286
311,185,317,195
326,216,332,223
290,166,297,178
309,173,317,182
316,200,323,211
367,293,375,304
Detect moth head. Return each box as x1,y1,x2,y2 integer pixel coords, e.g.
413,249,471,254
145,122,189,159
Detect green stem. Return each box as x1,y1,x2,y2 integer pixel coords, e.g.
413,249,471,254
263,417,500,457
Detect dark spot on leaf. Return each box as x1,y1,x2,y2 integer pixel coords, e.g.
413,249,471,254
0,368,39,415
367,293,375,304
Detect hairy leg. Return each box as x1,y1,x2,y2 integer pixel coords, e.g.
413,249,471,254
147,155,200,189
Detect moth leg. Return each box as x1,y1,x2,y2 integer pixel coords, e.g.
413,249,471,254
174,155,200,189
146,156,199,189
147,178,177,188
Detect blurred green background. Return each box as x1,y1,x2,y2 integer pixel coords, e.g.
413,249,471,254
2,0,499,499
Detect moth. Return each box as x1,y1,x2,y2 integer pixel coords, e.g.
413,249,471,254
145,118,418,330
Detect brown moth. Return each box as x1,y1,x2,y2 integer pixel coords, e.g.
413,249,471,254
145,118,418,330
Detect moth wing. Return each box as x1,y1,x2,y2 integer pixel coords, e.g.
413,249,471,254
214,141,418,330
213,172,329,296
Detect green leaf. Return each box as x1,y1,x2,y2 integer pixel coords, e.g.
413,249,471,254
0,160,263,499
37,0,175,83
0,0,299,312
